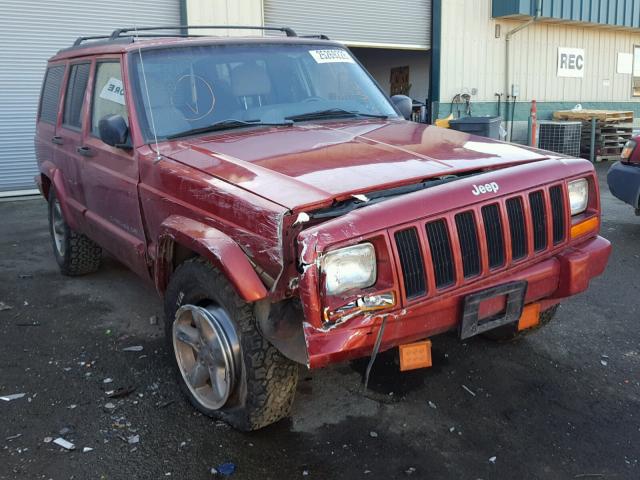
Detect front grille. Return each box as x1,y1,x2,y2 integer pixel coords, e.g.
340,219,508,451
393,184,570,301
529,191,548,251
506,197,527,260
549,185,565,245
481,204,505,269
455,211,480,278
395,228,426,298
426,220,456,288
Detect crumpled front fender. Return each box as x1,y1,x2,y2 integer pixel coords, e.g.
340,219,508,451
156,215,268,302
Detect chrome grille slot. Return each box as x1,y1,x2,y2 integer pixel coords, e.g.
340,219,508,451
529,191,548,251
455,211,481,278
549,185,566,245
481,204,505,269
506,197,527,260
394,228,427,298
426,220,456,288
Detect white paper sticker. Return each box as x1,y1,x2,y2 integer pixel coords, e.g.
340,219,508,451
309,49,355,64
617,52,633,75
99,77,126,105
557,47,585,78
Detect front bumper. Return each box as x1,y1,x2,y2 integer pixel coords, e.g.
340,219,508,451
303,235,610,369
607,161,640,209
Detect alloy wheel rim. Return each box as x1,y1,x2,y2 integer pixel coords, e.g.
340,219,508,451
51,200,66,257
172,304,240,410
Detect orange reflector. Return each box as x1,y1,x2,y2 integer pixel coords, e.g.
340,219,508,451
517,303,541,331
399,340,432,371
571,216,599,239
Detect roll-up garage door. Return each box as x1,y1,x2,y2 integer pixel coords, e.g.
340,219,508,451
264,0,431,50
0,0,180,193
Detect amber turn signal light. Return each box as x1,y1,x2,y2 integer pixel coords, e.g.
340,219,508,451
570,216,599,239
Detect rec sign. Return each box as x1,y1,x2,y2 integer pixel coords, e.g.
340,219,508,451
557,47,585,78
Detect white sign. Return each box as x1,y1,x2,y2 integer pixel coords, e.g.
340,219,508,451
99,77,126,105
617,52,633,74
309,49,355,64
557,47,585,78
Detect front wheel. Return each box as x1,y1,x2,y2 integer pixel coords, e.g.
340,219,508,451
48,188,102,276
164,258,299,431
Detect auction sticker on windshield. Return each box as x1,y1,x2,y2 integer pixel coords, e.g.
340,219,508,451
309,49,355,64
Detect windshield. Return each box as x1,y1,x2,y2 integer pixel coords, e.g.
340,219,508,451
130,43,398,141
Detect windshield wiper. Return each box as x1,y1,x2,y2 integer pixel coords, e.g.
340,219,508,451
285,108,388,122
166,119,293,139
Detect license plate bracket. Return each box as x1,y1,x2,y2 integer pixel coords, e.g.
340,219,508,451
459,280,528,340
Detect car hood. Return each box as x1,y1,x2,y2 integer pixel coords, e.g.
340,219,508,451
163,119,551,211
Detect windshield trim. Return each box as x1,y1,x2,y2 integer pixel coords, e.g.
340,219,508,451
127,43,402,145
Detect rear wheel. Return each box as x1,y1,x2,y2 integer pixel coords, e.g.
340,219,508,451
48,189,102,276
164,257,299,431
483,304,559,341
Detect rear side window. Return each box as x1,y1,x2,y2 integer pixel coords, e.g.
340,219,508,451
39,65,65,124
91,61,127,137
63,63,90,129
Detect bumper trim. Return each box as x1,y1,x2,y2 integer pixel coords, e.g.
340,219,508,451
304,235,611,369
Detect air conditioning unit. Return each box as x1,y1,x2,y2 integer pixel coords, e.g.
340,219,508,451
538,121,582,157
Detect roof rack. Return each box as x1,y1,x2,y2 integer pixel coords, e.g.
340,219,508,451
110,25,297,40
300,34,331,40
70,25,333,48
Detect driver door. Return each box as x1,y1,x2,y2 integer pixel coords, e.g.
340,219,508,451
80,57,149,279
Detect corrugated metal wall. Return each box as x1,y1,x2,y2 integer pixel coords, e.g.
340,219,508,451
263,0,431,49
186,0,263,36
440,0,640,103
494,0,640,28
0,0,180,193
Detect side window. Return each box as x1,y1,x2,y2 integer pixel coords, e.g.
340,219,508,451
62,63,90,129
91,61,127,137
39,65,65,124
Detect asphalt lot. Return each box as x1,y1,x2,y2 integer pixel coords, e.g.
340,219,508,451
1,162,639,480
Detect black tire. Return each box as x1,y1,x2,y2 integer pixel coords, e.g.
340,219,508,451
48,188,102,276
164,257,299,431
482,304,559,341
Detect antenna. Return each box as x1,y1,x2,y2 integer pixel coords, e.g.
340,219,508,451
134,25,162,163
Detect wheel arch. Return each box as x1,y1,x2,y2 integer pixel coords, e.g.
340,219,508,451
44,167,80,231
155,215,269,303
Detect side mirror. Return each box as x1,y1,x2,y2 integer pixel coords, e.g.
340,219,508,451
391,95,413,120
99,114,130,148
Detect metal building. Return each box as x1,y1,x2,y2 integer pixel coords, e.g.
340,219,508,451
187,0,432,113
431,0,640,141
0,0,182,194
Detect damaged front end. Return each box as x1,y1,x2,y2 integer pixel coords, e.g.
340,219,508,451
292,158,610,369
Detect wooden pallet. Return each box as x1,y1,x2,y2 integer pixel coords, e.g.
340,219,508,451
593,154,622,162
553,109,634,123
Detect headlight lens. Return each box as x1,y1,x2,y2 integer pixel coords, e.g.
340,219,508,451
322,243,376,295
568,178,589,215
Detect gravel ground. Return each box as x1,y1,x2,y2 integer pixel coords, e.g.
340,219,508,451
1,162,639,479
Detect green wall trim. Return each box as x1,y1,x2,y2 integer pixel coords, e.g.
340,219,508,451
434,101,640,122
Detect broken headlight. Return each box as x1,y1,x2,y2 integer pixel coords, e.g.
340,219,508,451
321,243,377,295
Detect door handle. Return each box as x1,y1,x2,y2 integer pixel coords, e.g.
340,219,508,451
76,146,94,157
51,136,63,145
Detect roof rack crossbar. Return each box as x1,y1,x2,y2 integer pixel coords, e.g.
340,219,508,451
109,25,297,39
73,35,112,46
300,34,331,40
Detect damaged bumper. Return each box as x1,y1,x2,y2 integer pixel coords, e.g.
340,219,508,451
302,235,610,368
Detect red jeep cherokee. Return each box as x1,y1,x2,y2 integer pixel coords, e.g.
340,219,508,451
35,26,611,431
